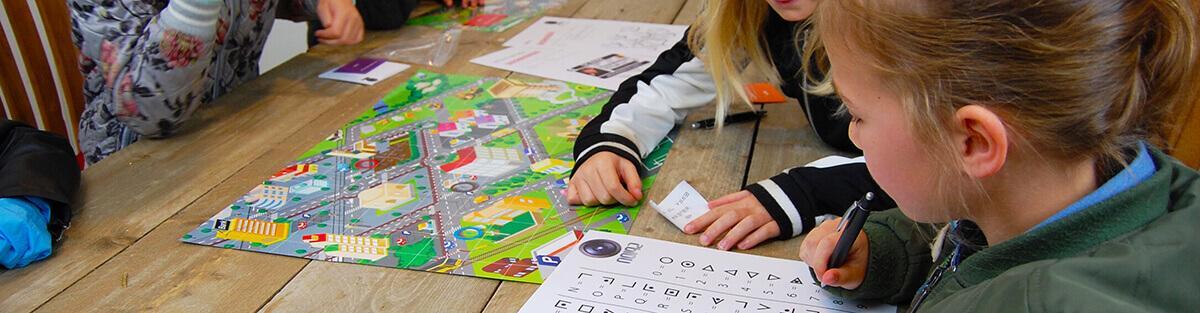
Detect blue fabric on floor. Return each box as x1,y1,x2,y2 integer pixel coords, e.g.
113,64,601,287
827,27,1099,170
0,197,53,269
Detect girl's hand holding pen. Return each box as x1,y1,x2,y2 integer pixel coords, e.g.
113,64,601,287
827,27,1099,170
799,218,870,289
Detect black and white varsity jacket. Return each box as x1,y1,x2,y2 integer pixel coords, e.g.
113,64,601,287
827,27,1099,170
571,10,897,239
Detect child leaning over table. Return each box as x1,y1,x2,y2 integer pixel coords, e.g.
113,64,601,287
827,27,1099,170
795,0,1200,311
70,0,366,165
567,0,899,252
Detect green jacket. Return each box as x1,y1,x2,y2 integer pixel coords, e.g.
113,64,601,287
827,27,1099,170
831,148,1200,312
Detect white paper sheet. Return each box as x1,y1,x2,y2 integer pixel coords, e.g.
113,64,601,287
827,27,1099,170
805,155,866,168
520,231,896,313
471,46,659,90
317,59,410,85
648,181,710,232
504,16,688,52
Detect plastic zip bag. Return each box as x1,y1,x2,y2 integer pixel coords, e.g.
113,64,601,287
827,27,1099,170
366,26,463,67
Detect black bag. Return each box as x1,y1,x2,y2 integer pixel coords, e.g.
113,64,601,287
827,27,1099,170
0,119,80,242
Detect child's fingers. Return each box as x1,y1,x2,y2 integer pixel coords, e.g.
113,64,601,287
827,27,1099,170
684,209,722,234
575,178,598,206
718,216,766,250
821,266,865,289
707,190,748,208
699,213,739,246
599,166,637,206
586,181,615,205
618,161,642,200
584,168,616,204
810,233,841,283
347,18,363,44
736,222,779,250
799,219,837,263
566,182,580,204
821,269,843,286
317,1,334,27
316,24,347,44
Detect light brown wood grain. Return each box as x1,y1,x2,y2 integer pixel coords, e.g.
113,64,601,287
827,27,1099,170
260,261,499,313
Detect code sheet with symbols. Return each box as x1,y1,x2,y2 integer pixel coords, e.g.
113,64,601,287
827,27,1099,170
519,232,896,313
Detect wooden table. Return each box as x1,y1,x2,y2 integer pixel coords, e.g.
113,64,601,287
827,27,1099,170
0,0,844,311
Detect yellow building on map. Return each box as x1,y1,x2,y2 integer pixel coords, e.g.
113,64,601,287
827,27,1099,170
463,196,550,225
302,233,390,261
486,79,560,98
359,182,415,211
530,159,573,175
214,218,290,246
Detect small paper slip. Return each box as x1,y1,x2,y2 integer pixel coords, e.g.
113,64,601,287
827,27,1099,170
318,58,410,85
648,181,709,232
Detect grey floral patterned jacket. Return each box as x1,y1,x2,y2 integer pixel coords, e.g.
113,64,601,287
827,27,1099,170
70,0,320,164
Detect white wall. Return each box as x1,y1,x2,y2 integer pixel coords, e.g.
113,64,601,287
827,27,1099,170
259,20,310,74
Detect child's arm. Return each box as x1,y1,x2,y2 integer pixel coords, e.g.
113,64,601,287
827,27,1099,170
572,34,716,176
569,32,716,206
277,0,321,21
744,162,896,239
70,0,221,138
684,161,897,250
801,209,937,304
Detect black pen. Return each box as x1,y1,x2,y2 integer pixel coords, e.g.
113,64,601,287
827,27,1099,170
689,111,765,129
827,192,874,270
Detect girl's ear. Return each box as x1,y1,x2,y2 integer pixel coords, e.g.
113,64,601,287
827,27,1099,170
953,105,1009,179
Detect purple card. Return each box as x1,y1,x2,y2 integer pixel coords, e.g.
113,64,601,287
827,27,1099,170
334,58,386,74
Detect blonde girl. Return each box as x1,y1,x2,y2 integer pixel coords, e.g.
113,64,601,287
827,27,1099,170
568,0,898,251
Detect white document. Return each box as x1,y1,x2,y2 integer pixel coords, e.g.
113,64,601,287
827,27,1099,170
504,16,688,52
519,231,896,313
471,46,659,90
318,58,410,85
648,181,710,232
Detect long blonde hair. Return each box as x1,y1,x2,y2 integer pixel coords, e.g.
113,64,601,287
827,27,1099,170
803,0,1197,195
688,0,780,127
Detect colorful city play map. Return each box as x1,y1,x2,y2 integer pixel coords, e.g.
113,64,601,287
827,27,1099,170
181,71,675,284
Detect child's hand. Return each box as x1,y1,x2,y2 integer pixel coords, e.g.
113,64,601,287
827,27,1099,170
684,191,780,250
799,218,869,289
315,0,364,45
567,152,643,207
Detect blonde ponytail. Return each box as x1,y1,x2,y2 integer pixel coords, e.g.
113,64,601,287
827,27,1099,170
688,0,778,128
